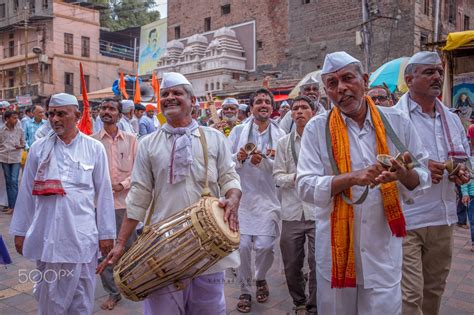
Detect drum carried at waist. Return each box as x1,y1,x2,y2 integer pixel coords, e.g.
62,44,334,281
113,196,239,301
113,127,240,301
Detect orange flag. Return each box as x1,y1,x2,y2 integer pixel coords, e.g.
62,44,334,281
119,71,129,99
77,63,93,135
133,74,141,104
151,72,161,113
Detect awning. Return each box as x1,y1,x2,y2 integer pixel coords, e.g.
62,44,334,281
77,87,114,101
274,94,288,102
443,30,474,51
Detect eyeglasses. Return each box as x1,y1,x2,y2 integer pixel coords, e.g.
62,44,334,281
370,95,388,101
303,86,319,92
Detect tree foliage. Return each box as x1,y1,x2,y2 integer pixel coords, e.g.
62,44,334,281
91,0,161,31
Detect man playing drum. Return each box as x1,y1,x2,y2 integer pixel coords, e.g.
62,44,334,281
97,72,242,315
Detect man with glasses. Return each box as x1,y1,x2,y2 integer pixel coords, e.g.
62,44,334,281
368,86,393,107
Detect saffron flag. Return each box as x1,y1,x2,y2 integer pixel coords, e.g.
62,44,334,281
119,72,129,99
151,72,161,113
134,74,141,104
77,63,93,135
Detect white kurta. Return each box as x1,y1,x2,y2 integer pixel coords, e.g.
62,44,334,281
273,131,315,221
126,126,241,274
117,116,136,135
296,106,430,288
228,121,285,236
394,94,470,230
9,132,116,263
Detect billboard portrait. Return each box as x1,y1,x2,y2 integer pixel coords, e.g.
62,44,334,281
139,18,167,75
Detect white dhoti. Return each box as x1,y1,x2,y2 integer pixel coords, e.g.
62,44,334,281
142,272,226,315
0,166,7,207
238,234,276,294
316,271,401,315
33,258,97,315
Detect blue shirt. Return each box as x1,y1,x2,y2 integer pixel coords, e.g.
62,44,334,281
139,115,156,136
24,119,46,149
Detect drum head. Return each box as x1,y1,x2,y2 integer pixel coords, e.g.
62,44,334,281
210,199,240,244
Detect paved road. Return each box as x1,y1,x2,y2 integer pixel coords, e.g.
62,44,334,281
0,212,473,314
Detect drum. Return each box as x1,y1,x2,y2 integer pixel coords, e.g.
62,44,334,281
113,196,240,301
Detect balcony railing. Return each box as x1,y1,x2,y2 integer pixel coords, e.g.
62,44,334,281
0,83,39,101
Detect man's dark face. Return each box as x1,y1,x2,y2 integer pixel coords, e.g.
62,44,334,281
222,104,238,122
135,109,145,119
160,85,195,123
6,114,18,126
91,108,99,119
323,64,368,116
48,106,80,136
251,93,273,122
368,87,391,107
99,101,121,125
405,64,444,99
302,84,320,101
291,100,315,129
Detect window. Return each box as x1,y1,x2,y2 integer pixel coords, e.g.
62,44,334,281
30,0,35,11
64,33,73,55
423,0,429,15
464,15,470,31
174,26,181,39
210,82,214,90
420,32,429,49
221,4,231,15
232,73,240,80
43,0,49,9
216,82,220,90
80,75,90,92
65,72,74,94
205,83,209,91
81,36,90,57
204,17,211,32
8,40,14,57
302,0,311,3
13,0,19,12
257,40,263,50
448,0,456,24
0,4,5,18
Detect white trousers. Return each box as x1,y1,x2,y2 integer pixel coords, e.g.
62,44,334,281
238,234,276,294
142,272,226,315
316,271,401,315
34,258,97,315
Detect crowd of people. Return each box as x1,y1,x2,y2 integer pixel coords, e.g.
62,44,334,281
0,49,472,315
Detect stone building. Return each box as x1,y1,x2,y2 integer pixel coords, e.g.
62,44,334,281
168,0,474,81
0,0,134,103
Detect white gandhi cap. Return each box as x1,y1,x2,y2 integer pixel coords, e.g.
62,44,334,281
121,100,135,113
321,51,361,75
407,51,442,65
49,93,79,107
161,72,192,89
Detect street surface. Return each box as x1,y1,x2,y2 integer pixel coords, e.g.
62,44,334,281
0,212,473,314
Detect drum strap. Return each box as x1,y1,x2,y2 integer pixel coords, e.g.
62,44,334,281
144,127,210,227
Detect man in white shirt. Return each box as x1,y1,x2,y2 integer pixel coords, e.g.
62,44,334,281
273,95,317,315
97,72,242,314
92,105,103,134
296,51,430,315
394,51,471,315
10,93,116,314
228,88,285,313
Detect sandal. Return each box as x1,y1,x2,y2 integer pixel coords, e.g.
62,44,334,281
237,294,251,313
256,279,269,303
294,305,307,315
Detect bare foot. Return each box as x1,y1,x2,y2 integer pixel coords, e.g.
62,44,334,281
100,296,121,310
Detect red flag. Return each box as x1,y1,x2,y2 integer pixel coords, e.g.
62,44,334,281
133,74,141,104
151,72,161,113
119,72,129,99
77,63,93,135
